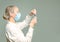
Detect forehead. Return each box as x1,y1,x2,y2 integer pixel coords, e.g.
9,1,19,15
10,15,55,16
13,6,19,11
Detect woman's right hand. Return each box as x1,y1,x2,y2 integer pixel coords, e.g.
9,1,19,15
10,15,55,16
29,16,37,28
29,9,37,16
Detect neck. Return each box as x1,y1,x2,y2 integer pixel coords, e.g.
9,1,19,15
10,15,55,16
9,17,15,23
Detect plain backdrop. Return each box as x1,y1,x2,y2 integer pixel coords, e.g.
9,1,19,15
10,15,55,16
0,0,60,42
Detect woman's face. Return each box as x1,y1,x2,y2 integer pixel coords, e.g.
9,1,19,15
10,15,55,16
10,6,19,19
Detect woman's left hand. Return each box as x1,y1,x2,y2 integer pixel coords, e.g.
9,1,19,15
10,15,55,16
29,16,37,28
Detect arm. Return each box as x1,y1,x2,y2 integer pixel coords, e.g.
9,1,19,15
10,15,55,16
25,27,34,42
17,9,37,30
23,16,37,42
17,15,33,30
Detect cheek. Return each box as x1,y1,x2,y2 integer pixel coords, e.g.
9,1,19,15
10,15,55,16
12,14,16,18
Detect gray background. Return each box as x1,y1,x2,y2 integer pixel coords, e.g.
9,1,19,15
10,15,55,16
0,0,60,42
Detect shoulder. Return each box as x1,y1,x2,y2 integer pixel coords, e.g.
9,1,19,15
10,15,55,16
6,23,11,30
6,23,15,31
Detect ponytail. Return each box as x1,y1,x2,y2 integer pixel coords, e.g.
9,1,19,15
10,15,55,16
3,14,9,20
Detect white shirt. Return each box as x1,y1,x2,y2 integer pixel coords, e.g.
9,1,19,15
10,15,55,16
5,15,34,42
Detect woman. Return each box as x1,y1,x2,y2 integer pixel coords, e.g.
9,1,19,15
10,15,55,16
3,5,37,42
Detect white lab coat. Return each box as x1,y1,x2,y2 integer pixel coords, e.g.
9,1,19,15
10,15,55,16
5,15,34,42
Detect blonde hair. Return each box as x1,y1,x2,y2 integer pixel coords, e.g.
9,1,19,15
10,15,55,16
3,5,16,20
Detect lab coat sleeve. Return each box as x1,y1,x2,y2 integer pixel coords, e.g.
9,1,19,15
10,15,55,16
17,27,34,42
25,27,34,42
17,15,33,30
